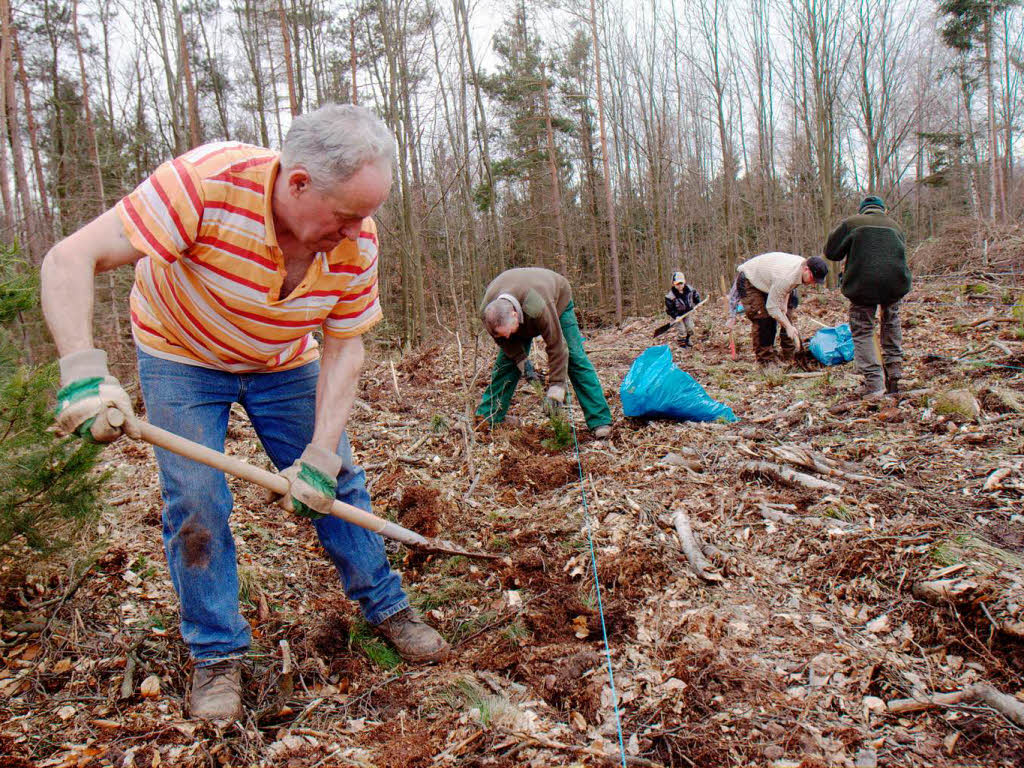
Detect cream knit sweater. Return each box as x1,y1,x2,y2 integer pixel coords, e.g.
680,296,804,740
737,251,805,334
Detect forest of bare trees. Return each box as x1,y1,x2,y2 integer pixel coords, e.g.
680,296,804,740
1,0,1022,346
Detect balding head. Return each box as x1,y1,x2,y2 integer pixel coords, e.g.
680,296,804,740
483,298,520,339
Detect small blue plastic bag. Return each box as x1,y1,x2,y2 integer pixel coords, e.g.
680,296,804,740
620,345,738,423
807,323,854,366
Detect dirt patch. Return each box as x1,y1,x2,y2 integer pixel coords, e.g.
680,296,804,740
496,453,575,491
518,649,604,721
597,541,672,599
179,517,211,569
396,485,443,537
368,718,439,768
508,423,565,455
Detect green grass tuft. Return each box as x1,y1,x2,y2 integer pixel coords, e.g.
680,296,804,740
409,578,481,612
348,618,402,669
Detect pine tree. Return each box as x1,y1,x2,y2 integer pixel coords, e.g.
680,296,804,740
0,244,106,551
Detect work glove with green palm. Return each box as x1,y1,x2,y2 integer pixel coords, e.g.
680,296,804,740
521,359,542,385
543,384,566,420
55,349,134,443
273,444,343,519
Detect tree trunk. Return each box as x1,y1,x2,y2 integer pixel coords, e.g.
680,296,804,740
588,0,622,322
11,30,50,227
72,0,106,215
172,0,202,147
350,17,358,104
198,19,230,138
277,0,299,116
1,0,41,260
540,63,568,276
151,0,185,154
984,5,998,221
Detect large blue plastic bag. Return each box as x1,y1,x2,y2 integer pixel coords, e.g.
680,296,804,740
620,345,738,422
808,323,854,366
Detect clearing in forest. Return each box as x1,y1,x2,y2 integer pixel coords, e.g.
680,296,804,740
1,276,1023,767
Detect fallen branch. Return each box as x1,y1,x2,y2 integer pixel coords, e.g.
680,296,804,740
983,467,1014,491
767,445,875,484
757,503,796,524
740,461,843,493
751,400,807,425
911,578,984,605
887,683,1024,727
671,509,723,582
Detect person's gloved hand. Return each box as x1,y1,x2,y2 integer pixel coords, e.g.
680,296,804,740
522,359,542,385
273,445,342,519
785,325,803,351
542,384,566,419
55,348,134,443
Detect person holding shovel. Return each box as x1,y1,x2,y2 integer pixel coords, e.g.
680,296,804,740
40,104,448,724
735,252,829,364
476,267,613,438
824,195,911,396
664,271,702,348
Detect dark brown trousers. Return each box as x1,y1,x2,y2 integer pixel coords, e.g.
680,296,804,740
738,273,798,363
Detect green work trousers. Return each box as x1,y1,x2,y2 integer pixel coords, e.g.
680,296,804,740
476,302,612,430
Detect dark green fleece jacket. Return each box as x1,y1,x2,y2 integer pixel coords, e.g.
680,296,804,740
824,212,911,305
480,268,572,387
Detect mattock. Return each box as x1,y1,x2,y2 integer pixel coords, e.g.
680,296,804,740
92,407,500,561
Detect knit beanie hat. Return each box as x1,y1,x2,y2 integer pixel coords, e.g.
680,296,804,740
859,195,886,214
672,271,686,285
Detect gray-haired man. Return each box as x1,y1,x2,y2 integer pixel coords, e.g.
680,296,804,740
475,268,612,437
41,104,448,723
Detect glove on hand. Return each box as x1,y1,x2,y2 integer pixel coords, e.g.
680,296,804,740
522,360,542,385
55,349,134,443
785,325,803,351
542,385,566,420
545,385,565,404
274,445,343,519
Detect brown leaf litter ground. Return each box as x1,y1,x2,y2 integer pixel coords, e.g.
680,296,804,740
2,276,1023,767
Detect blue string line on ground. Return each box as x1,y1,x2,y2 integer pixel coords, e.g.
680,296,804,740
566,393,628,768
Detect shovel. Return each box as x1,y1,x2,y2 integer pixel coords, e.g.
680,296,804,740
92,408,500,561
652,297,709,338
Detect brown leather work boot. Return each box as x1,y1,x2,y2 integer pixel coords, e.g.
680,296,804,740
376,608,450,664
189,660,243,722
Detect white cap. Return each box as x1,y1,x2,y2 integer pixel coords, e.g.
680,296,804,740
672,271,686,285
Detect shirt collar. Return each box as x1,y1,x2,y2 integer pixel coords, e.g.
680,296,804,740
497,293,524,323
263,154,282,250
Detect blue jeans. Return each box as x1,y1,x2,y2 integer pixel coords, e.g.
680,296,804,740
137,349,409,663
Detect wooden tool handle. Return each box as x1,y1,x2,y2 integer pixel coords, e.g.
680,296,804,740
105,409,388,534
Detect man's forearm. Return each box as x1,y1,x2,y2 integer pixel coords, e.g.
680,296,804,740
311,336,365,454
41,244,98,356
766,290,797,334
41,207,144,357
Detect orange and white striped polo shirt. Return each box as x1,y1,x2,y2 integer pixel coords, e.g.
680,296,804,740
116,142,382,372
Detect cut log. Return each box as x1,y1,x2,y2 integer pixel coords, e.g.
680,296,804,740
671,509,723,582
740,461,843,493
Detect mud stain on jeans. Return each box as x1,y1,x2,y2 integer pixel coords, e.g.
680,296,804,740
180,517,212,569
